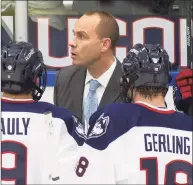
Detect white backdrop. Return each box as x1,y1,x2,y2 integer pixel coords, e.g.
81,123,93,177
41,86,176,109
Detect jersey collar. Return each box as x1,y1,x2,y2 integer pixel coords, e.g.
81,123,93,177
1,97,35,103
135,101,175,114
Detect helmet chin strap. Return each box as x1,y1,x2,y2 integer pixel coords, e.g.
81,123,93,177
32,82,44,101
127,87,134,103
31,75,45,101
121,73,138,103
32,67,47,101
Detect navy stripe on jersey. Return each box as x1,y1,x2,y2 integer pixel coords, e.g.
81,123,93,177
87,102,192,150
1,99,84,146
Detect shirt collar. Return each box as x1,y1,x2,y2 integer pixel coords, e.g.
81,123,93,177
85,57,117,88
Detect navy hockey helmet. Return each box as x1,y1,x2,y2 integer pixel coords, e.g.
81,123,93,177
120,43,172,102
1,41,47,101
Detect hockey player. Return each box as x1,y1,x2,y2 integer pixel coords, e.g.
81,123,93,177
1,41,85,184
75,43,192,184
173,69,193,116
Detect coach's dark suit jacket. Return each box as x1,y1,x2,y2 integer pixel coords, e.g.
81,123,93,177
54,60,123,120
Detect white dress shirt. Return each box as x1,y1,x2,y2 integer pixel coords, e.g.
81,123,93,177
83,58,117,106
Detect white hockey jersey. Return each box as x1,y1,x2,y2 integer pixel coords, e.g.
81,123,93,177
1,97,85,184
75,101,193,184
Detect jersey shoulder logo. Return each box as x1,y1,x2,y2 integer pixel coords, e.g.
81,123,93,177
73,115,87,140
87,113,109,139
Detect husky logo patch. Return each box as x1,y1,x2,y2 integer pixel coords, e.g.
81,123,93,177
73,116,87,140
87,113,109,139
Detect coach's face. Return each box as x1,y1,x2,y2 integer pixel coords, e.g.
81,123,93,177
69,14,103,66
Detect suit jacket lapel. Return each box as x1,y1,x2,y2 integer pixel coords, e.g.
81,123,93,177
99,61,122,109
70,67,86,120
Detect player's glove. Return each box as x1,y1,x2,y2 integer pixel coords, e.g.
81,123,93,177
173,69,193,114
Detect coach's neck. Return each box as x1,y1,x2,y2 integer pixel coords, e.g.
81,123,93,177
87,52,115,79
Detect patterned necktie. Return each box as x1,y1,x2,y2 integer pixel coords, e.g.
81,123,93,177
83,79,100,131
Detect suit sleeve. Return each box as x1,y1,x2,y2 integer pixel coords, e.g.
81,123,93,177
53,69,61,105
53,66,78,107
53,66,72,106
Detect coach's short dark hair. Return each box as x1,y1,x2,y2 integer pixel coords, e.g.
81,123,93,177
84,10,120,49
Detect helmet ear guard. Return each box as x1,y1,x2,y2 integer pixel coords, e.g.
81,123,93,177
120,75,130,103
120,71,139,103
31,64,47,101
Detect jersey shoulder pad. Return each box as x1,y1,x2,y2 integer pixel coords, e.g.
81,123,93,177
85,103,137,150
49,104,85,146
32,101,85,146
